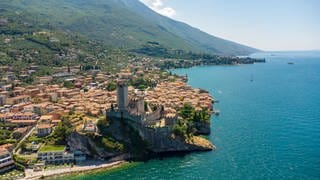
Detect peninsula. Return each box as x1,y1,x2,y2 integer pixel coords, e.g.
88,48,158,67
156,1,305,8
0,59,217,179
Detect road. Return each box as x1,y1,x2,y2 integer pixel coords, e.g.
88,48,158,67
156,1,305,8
14,126,36,154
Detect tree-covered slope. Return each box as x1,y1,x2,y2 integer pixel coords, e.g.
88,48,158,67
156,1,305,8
0,0,259,56
119,0,259,55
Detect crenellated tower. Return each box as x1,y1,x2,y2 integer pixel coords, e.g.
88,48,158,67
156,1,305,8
117,80,128,111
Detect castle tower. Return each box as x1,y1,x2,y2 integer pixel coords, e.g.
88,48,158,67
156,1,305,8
136,92,145,115
117,81,128,111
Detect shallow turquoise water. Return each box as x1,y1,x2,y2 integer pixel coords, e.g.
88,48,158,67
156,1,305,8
71,52,320,179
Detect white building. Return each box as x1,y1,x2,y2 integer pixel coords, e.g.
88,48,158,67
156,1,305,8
37,124,53,137
0,149,15,173
37,146,74,164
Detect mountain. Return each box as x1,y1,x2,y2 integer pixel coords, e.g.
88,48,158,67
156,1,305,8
119,0,259,55
0,0,259,56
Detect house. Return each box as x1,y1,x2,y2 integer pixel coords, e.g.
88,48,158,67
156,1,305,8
11,102,31,113
37,145,74,164
0,95,6,106
2,73,16,83
37,124,53,137
26,88,41,98
52,119,61,125
0,114,5,123
6,95,30,105
0,113,14,123
35,76,53,84
39,115,53,124
0,144,14,153
83,121,97,133
33,102,52,115
0,66,10,72
23,104,34,112
12,112,37,120
29,66,39,70
1,84,12,91
0,148,15,173
9,120,37,127
12,127,28,140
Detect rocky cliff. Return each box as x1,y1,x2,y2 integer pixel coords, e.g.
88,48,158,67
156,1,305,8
67,118,214,160
67,132,121,159
105,119,214,154
194,122,211,135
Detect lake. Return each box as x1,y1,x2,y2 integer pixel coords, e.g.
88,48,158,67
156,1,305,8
63,52,320,179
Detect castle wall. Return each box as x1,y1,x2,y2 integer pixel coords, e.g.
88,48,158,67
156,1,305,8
145,106,162,122
126,121,198,153
127,96,145,115
106,111,143,124
136,98,145,114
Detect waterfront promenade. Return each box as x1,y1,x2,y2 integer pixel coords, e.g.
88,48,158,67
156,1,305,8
23,160,125,179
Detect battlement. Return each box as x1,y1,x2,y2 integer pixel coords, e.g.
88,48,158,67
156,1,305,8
106,110,144,124
110,82,177,128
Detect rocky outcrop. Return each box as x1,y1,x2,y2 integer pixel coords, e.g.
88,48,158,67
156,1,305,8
106,119,214,154
194,122,211,135
67,119,214,160
67,132,121,159
186,136,215,150
130,121,213,152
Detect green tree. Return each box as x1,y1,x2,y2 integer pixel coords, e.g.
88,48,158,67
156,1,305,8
179,103,195,120
172,122,188,139
52,118,73,145
106,82,117,91
63,81,75,89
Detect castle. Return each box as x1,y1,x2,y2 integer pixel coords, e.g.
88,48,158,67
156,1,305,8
106,81,177,128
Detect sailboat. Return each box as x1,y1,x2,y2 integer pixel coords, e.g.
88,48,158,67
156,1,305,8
250,74,254,82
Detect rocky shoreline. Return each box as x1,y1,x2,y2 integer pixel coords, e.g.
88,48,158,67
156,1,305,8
67,118,214,163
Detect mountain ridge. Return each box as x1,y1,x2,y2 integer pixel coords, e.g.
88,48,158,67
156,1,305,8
119,0,259,55
0,0,260,56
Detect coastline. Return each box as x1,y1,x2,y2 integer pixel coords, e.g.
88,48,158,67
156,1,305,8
22,160,127,180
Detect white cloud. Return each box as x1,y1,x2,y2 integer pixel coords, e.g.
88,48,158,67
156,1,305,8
158,7,176,17
151,0,163,8
140,0,176,18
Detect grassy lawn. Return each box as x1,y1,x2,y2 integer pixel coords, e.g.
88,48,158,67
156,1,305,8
39,145,65,152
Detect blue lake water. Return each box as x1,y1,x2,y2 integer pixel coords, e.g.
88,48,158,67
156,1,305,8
68,52,320,179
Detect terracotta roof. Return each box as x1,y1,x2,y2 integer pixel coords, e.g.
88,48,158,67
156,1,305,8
0,144,14,152
40,115,53,120
38,124,54,129
10,120,37,124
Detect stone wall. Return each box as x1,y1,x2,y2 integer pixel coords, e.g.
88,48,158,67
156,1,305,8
126,120,211,153
145,106,162,122
106,110,144,124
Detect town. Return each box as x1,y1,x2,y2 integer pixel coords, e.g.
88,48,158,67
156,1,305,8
0,58,215,179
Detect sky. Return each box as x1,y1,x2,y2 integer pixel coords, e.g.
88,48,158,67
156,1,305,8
140,0,320,51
